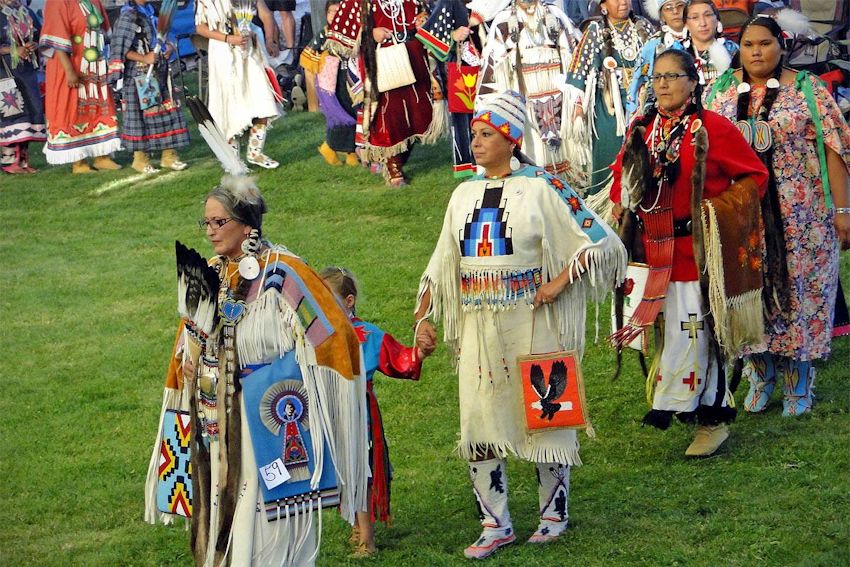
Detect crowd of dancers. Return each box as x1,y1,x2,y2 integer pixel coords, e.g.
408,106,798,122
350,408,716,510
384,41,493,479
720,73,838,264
5,0,848,565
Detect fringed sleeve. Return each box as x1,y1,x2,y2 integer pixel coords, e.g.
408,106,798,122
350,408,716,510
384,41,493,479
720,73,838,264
475,15,511,100
324,0,363,59
417,189,462,356
195,0,229,31
563,21,603,186
299,29,326,75
536,173,627,354
242,249,368,525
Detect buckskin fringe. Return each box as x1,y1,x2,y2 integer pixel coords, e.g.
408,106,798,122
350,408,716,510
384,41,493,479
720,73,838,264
417,243,462,359
701,202,765,359
543,238,627,354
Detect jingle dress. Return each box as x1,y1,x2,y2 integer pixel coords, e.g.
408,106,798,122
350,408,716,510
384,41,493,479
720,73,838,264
476,2,581,184
351,317,421,523
39,0,120,164
325,0,434,163
195,0,281,141
418,165,625,464
145,245,367,567
709,72,850,362
0,1,45,161
609,109,768,426
565,16,654,194
108,4,190,152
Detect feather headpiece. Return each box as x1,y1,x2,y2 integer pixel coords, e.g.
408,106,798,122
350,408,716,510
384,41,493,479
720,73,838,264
186,96,248,175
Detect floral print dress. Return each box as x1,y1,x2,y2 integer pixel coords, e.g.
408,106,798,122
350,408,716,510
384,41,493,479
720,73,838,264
710,73,850,361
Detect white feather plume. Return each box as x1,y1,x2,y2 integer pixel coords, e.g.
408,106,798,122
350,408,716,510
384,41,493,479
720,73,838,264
643,0,660,23
708,39,733,76
186,96,249,176
774,8,812,36
220,174,263,206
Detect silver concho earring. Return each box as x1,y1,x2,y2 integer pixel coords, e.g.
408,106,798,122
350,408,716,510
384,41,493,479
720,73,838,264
239,228,261,280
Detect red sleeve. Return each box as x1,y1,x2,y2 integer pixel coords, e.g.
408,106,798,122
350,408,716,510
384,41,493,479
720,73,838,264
704,111,768,198
378,333,422,381
609,143,625,204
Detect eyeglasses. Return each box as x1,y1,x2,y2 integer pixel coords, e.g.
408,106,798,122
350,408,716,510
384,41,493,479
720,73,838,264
662,2,685,12
198,217,233,229
650,72,690,83
686,12,716,21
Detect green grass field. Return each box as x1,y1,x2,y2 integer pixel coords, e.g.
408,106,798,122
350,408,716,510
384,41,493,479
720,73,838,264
1,111,848,566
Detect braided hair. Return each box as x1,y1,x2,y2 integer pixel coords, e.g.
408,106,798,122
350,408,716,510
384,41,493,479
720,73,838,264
735,14,789,318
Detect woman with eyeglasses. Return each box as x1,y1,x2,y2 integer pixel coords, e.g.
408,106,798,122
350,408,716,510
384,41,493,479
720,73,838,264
565,0,656,197
144,176,367,566
609,49,768,456
683,0,737,99
627,0,688,117
708,14,850,417
414,91,626,559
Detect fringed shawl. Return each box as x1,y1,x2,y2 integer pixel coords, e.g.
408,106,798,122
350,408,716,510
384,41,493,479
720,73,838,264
701,178,765,359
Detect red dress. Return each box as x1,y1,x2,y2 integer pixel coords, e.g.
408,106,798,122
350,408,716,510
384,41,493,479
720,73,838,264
325,0,433,161
39,0,120,164
610,110,768,281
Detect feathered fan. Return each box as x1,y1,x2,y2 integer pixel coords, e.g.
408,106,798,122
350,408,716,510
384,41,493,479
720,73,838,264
176,240,220,336
186,96,248,175
145,0,178,81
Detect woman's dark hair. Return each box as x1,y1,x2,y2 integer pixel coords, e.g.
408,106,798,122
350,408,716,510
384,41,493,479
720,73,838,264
683,0,720,28
738,14,786,49
632,49,701,185
324,0,340,15
653,49,704,106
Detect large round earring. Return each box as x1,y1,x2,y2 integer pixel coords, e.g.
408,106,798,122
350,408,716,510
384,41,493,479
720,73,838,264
509,155,521,171
238,228,261,280
601,7,608,15
716,21,723,34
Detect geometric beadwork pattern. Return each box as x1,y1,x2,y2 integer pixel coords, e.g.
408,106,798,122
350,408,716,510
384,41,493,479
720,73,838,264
459,182,514,257
156,410,192,517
